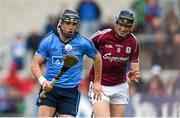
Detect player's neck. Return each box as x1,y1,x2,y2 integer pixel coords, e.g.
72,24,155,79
58,29,71,43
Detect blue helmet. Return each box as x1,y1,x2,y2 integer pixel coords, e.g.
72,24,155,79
115,9,134,27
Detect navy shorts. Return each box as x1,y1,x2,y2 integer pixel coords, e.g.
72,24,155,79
36,86,81,117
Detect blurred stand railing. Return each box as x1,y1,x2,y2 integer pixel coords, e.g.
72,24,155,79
126,94,180,117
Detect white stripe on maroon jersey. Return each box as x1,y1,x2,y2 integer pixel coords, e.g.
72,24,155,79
90,29,112,40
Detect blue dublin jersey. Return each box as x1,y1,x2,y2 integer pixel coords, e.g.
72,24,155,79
36,30,97,88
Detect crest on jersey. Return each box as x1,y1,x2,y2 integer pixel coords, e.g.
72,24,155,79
126,47,131,54
117,47,121,53
64,44,72,51
105,44,113,48
52,56,63,65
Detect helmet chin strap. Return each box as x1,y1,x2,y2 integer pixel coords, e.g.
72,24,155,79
58,24,75,39
57,21,79,39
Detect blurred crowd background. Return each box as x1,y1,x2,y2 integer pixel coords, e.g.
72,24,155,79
0,0,180,117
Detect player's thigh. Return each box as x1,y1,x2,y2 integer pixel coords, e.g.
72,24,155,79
88,82,111,117
109,82,129,117
93,100,110,117
110,104,126,117
36,87,58,117
38,105,56,117
111,82,129,104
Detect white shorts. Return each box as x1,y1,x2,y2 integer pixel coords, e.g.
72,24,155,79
88,82,129,104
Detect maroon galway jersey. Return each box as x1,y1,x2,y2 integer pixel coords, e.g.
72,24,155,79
90,28,140,86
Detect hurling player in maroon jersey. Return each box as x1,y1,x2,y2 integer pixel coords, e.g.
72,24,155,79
88,9,140,117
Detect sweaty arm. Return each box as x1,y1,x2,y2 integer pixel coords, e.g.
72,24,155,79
128,37,140,82
93,52,102,83
92,52,102,100
31,54,52,92
31,54,44,80
128,62,140,82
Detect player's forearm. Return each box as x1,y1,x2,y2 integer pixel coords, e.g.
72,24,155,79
130,62,139,73
31,55,44,80
31,60,43,79
94,52,102,82
130,62,140,79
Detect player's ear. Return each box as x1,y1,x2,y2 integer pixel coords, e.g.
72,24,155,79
76,24,80,32
131,28,133,32
131,25,134,32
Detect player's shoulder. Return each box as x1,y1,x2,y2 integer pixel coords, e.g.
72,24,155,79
90,28,112,40
41,31,56,42
76,33,88,40
129,33,139,42
76,33,92,44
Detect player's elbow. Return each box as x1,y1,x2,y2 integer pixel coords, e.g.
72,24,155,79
31,58,37,73
95,52,102,64
31,56,40,73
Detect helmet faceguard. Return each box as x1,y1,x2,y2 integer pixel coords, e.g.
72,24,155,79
58,9,80,38
114,9,134,39
60,9,80,24
115,9,134,27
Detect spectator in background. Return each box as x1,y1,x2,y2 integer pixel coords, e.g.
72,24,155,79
76,0,101,38
166,22,180,44
168,32,180,69
131,0,145,33
163,9,180,45
165,77,176,96
11,34,26,70
163,8,179,44
151,17,161,32
1,63,35,115
26,28,42,55
147,75,164,96
4,63,35,97
146,65,165,96
98,17,113,31
144,0,161,33
4,63,24,97
44,15,58,35
173,72,180,96
149,30,171,68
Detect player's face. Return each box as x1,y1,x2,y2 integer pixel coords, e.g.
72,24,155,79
114,20,132,37
60,21,78,38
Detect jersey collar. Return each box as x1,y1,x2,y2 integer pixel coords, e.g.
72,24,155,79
53,29,78,44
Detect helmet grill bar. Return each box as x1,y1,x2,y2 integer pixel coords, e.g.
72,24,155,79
59,9,80,24
63,16,79,24
116,9,134,26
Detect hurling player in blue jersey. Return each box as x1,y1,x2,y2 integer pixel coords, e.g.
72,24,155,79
31,8,102,117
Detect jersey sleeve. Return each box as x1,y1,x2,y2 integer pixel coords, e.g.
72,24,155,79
130,38,140,62
36,37,50,58
83,39,98,59
90,31,102,50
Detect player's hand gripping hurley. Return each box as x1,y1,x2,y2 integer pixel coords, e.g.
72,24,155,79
40,55,78,98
